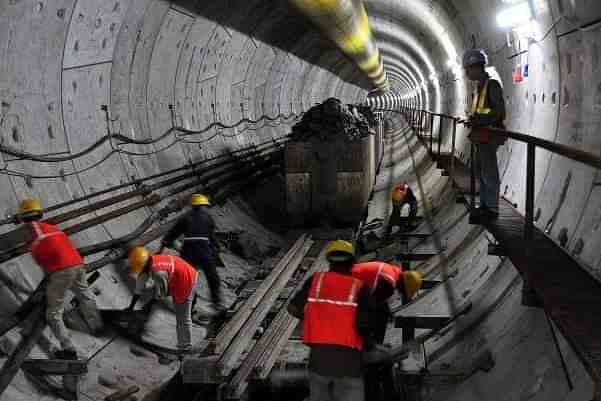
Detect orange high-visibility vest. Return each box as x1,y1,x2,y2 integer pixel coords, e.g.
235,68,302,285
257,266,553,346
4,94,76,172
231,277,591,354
303,272,364,351
149,255,198,304
352,262,402,294
29,222,83,273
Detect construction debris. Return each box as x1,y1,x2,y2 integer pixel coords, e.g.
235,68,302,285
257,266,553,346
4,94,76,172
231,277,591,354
291,98,375,142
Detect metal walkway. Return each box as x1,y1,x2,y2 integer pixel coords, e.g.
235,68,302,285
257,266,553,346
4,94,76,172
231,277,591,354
436,153,601,399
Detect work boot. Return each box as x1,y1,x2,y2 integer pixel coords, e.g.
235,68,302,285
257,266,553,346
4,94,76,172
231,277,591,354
54,349,78,360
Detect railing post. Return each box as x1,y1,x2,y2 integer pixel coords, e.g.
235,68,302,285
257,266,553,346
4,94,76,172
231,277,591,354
429,113,434,149
525,143,536,240
437,116,443,158
429,114,434,155
450,119,457,180
470,143,476,210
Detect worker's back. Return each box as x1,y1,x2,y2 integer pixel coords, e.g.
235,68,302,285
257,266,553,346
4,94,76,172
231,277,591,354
149,255,198,304
170,208,215,264
28,221,83,273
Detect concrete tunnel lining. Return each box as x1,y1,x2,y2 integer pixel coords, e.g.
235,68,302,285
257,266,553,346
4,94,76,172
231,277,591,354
1,0,601,400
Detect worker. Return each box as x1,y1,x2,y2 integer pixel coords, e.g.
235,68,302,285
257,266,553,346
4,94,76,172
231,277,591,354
351,261,423,401
160,194,224,315
386,182,418,239
287,240,374,401
463,49,507,220
15,198,102,360
127,246,198,352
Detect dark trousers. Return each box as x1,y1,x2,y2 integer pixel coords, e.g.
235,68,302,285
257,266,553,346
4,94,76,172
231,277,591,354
476,143,500,211
365,302,397,401
182,248,223,306
386,199,418,238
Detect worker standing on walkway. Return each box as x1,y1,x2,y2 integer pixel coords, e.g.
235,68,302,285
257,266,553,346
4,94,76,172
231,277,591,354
352,261,423,401
463,49,507,220
16,199,102,360
287,240,374,401
160,194,225,315
127,246,198,352
386,182,418,239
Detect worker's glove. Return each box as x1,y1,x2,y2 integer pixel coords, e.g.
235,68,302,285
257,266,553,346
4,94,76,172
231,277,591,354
142,300,156,315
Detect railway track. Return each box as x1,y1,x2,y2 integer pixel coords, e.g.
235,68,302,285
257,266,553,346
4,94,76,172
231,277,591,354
181,234,327,399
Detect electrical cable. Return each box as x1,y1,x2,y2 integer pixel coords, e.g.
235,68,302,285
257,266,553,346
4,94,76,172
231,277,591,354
0,112,302,164
0,112,302,180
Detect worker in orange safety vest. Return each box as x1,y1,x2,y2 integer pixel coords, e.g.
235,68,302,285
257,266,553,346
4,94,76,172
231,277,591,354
351,261,423,401
16,198,102,360
287,240,375,401
127,247,198,352
386,182,418,239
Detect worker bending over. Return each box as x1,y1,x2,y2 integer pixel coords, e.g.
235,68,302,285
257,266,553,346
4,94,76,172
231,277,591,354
161,194,224,314
463,49,507,220
16,199,102,359
386,182,418,239
127,247,198,351
288,240,374,401
352,261,423,401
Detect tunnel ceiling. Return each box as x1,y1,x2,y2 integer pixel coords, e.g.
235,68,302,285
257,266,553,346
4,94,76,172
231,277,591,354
2,0,601,400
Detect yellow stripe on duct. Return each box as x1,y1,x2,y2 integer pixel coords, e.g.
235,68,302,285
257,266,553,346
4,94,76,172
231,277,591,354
289,0,389,91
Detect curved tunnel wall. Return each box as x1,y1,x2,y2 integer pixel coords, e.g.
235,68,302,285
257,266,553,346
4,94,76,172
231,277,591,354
1,0,601,400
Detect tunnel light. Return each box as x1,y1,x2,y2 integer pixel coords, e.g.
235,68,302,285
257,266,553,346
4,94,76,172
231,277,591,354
430,73,438,82
497,2,533,28
513,20,541,39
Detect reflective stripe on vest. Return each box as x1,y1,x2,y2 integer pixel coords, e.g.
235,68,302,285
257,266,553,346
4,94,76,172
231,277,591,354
152,255,176,282
183,236,209,241
30,222,64,253
303,272,364,351
150,255,197,304
471,80,491,115
307,272,359,307
352,262,401,293
370,262,385,294
29,222,83,273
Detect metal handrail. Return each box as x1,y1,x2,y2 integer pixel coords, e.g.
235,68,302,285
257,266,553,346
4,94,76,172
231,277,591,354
378,106,601,240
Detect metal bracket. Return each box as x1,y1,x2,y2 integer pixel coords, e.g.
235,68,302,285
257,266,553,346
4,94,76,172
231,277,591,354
487,243,506,256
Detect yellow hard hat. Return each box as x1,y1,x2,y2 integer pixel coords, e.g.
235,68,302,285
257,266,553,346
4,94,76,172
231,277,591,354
128,247,151,278
325,240,355,263
190,193,210,206
403,271,423,299
16,198,43,216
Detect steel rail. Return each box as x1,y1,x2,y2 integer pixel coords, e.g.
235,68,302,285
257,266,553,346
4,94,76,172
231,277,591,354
214,235,309,355
0,136,289,223
0,149,283,264
218,237,313,379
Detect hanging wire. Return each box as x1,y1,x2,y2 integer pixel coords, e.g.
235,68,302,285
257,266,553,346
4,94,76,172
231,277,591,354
0,111,303,164
0,111,303,180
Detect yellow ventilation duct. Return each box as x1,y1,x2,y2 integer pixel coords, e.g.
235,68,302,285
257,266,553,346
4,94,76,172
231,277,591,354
289,0,390,92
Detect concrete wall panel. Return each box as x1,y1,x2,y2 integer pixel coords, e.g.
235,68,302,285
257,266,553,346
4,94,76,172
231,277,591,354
62,0,130,69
